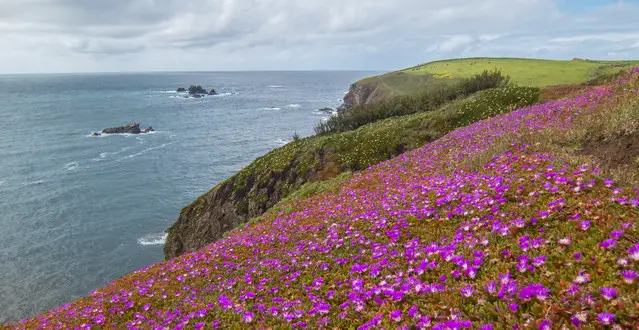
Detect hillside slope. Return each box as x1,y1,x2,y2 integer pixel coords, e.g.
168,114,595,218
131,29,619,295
345,58,639,107
164,86,539,259
8,68,639,329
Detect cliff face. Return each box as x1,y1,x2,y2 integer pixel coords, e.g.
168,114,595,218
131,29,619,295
342,81,379,108
164,142,338,259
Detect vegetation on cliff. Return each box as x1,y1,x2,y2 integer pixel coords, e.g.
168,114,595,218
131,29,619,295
9,68,639,329
314,70,513,134
347,58,639,108
165,77,540,259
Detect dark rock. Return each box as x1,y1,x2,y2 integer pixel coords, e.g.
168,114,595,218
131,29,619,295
142,127,154,133
208,88,217,95
101,122,142,134
188,85,208,95
176,87,186,92
318,107,334,113
193,94,202,98
91,132,101,136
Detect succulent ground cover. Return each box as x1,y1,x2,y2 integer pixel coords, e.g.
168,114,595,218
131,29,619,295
6,70,639,329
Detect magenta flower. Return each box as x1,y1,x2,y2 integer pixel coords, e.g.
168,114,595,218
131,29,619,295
243,311,254,323
390,310,402,322
578,220,590,231
574,270,590,284
628,243,639,261
599,287,618,300
571,312,587,327
610,230,624,239
599,238,617,249
597,312,615,325
538,320,552,330
621,269,638,284
460,285,474,297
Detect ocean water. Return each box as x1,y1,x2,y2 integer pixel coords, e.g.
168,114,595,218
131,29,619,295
0,71,377,323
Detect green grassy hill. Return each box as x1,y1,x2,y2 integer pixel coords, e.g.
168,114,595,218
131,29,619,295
349,58,639,106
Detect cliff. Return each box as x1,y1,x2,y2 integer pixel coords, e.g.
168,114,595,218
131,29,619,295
164,85,539,259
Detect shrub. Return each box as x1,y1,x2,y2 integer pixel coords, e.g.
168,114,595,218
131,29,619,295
315,70,513,134
458,69,511,95
453,86,540,127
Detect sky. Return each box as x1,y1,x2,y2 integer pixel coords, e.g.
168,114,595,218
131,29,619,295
0,0,638,73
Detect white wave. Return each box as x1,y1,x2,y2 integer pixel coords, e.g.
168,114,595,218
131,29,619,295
286,104,301,108
210,92,233,97
137,232,168,246
22,180,45,186
65,161,79,171
261,107,281,111
94,146,133,161
0,180,4,186
274,138,290,146
118,141,177,161
269,85,284,88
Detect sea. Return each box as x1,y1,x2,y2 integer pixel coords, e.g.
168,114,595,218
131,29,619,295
0,71,377,323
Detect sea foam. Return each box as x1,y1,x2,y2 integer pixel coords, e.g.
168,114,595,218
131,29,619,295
137,233,168,246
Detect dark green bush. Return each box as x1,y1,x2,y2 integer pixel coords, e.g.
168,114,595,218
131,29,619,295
458,69,511,95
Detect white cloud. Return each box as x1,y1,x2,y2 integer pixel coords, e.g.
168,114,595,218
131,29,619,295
437,35,474,52
0,0,637,73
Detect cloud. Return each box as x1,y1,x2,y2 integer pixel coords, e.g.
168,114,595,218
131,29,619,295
0,0,637,73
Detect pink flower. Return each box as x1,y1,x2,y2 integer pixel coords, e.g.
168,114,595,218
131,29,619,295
390,310,402,322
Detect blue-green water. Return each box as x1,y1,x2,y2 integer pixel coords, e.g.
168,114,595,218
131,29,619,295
0,71,376,323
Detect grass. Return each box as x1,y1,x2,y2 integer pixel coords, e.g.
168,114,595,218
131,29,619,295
10,68,639,330
349,58,639,107
404,58,639,87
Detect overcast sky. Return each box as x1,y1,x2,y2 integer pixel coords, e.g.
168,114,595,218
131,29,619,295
0,0,638,73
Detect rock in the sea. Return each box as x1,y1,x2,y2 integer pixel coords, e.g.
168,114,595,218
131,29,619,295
193,94,202,98
142,127,154,133
176,87,186,92
318,107,334,113
208,88,217,95
91,132,101,136
101,122,142,134
188,85,208,95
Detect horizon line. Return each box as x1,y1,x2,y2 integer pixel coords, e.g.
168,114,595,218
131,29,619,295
0,69,389,76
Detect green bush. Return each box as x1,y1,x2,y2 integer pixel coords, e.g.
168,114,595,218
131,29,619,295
453,87,540,127
315,70,513,134
458,69,511,95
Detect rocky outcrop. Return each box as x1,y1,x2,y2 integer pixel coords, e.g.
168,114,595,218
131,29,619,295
176,87,186,92
208,89,217,95
188,85,208,95
318,107,334,113
343,81,379,108
164,144,338,260
93,122,153,136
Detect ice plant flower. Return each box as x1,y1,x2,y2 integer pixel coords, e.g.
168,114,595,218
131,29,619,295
390,310,402,322
597,312,615,325
558,237,571,245
599,287,618,301
571,312,587,327
460,285,474,298
621,270,638,284
628,243,639,261
578,220,591,231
